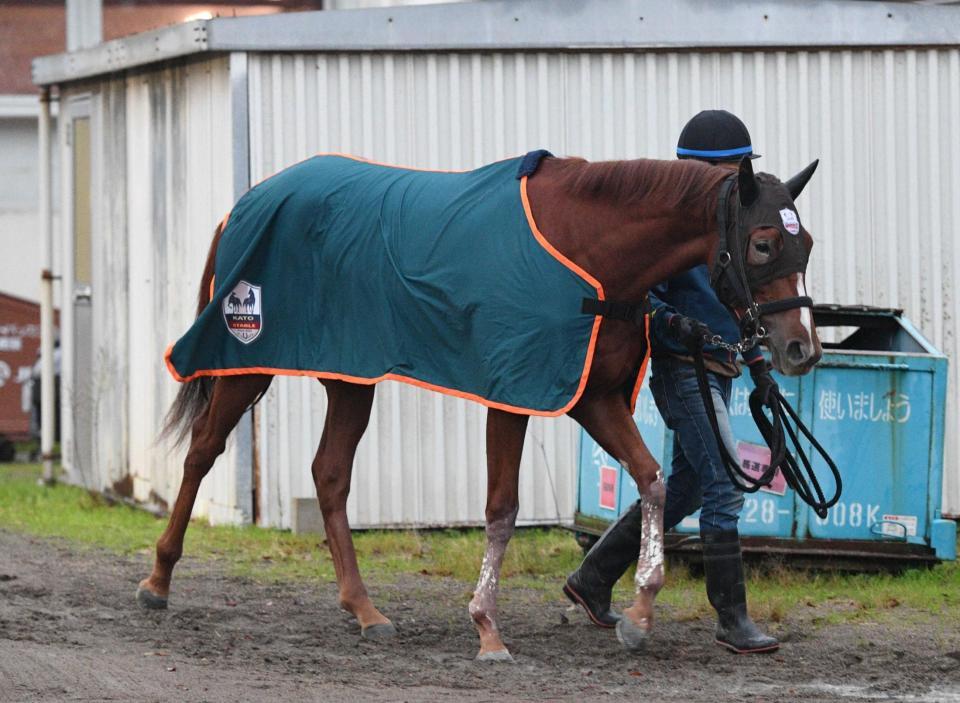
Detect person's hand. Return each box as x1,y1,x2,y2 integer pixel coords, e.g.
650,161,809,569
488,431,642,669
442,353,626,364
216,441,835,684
668,314,712,351
749,361,779,401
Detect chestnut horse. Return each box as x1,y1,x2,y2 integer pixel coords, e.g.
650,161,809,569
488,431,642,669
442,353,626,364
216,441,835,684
137,155,822,662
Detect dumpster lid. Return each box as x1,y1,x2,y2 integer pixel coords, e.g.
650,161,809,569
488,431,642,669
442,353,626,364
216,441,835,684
812,304,940,356
813,304,902,323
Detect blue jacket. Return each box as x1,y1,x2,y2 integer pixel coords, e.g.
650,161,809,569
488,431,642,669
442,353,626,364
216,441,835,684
649,264,763,367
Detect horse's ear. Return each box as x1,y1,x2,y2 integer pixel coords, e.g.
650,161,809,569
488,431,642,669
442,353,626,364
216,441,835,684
785,159,819,200
738,156,759,208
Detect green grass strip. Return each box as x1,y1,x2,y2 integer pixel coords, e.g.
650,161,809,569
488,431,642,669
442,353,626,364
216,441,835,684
1,464,958,623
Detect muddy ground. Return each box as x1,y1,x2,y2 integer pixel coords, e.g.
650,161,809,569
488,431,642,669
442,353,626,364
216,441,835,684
1,529,958,702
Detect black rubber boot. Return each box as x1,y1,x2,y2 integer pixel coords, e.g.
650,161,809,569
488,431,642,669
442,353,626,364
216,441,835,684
702,530,779,654
563,500,643,628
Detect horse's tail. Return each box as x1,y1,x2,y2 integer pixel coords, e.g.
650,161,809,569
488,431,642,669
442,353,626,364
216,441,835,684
160,218,228,445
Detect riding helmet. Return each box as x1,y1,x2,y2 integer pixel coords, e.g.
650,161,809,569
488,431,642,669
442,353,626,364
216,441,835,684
676,109,761,161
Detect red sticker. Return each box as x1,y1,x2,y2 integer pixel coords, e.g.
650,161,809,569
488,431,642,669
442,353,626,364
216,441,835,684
736,441,787,496
599,465,618,510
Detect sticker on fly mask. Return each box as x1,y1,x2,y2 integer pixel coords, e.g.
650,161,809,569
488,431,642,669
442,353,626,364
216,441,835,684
779,208,800,235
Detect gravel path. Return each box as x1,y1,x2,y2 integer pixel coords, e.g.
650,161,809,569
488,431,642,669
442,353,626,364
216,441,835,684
1,529,958,702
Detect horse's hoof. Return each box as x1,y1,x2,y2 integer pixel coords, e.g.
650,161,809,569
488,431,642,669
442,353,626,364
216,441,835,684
136,585,168,610
476,649,515,663
361,622,397,641
616,617,650,652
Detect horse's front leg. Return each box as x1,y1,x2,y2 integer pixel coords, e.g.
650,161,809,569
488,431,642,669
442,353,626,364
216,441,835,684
569,392,665,651
619,467,665,650
469,408,528,663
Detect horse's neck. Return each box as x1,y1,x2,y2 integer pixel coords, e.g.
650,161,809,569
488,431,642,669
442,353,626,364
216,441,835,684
526,161,719,301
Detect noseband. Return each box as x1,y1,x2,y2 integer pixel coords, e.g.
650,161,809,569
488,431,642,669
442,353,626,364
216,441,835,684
709,174,812,348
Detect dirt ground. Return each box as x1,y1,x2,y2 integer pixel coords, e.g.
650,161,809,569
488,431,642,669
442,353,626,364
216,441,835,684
1,529,958,702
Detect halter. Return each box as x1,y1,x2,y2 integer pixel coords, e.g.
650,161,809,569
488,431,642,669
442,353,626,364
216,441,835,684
709,174,813,349
577,167,841,517
696,174,840,519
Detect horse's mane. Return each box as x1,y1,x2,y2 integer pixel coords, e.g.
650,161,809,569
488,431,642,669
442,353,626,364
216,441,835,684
549,157,731,211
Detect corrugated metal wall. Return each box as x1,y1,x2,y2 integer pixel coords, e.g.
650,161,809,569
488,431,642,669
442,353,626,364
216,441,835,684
247,52,583,529
66,45,960,529
247,48,960,524
65,56,248,524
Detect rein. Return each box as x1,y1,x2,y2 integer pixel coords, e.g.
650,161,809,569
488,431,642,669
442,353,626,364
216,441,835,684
688,344,841,519
696,174,841,519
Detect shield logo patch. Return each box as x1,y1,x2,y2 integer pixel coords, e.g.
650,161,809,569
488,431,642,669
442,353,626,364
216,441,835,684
223,281,262,344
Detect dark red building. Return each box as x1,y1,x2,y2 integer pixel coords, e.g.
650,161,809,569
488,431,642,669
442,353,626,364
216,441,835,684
0,0,326,94
0,292,51,442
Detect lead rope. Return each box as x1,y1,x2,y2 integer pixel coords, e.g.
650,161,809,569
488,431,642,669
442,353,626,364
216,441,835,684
689,342,842,519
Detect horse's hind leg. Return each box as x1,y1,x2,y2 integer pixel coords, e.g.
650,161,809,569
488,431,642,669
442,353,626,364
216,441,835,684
137,374,272,609
469,408,528,662
312,380,394,639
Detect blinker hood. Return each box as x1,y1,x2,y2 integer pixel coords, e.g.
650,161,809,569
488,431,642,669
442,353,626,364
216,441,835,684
710,160,815,313
739,181,810,288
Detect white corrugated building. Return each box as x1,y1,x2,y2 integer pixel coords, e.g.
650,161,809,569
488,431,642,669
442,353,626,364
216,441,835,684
31,0,960,528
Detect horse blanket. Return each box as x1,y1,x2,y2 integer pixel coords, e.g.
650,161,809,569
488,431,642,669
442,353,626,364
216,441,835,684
165,152,614,415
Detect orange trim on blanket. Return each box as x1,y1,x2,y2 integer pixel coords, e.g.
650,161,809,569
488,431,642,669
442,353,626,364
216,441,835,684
519,175,605,414
169,161,610,417
165,345,578,418
520,176,605,293
629,315,652,414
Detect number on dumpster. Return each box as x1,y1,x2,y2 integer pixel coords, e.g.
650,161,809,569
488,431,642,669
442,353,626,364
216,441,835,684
743,497,779,524
814,501,879,528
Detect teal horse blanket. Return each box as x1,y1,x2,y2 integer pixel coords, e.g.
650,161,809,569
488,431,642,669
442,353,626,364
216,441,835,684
165,152,608,415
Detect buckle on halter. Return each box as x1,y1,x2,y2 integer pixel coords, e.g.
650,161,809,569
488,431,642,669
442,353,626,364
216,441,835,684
739,303,764,340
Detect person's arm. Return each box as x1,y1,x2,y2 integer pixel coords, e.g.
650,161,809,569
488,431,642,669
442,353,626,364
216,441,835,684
648,284,679,341
650,284,712,350
741,343,765,368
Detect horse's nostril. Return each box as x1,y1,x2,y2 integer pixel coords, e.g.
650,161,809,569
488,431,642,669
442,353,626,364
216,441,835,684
786,340,808,365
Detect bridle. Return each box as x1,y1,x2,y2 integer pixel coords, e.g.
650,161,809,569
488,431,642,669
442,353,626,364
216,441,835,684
694,173,841,519
579,167,841,518
709,174,813,351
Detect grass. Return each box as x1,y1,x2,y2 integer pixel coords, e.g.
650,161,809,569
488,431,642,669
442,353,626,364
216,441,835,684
0,464,582,586
1,463,958,624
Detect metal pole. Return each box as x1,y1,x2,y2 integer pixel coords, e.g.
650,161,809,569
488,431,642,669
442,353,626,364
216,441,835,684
39,88,57,485
228,52,255,523
65,0,103,52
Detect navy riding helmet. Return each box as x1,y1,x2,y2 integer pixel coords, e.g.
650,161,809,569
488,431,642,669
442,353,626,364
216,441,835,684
676,109,761,162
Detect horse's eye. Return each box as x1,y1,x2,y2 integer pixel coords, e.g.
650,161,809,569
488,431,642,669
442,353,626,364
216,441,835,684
748,232,781,265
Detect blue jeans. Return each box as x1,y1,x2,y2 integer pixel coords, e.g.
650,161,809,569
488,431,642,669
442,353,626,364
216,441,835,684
649,356,744,534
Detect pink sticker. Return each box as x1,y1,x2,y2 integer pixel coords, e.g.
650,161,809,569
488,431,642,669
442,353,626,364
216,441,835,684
599,465,618,510
736,441,787,496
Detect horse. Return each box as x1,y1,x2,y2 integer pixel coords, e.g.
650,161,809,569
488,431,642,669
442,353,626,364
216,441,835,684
242,287,256,312
137,152,822,662
227,292,242,312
